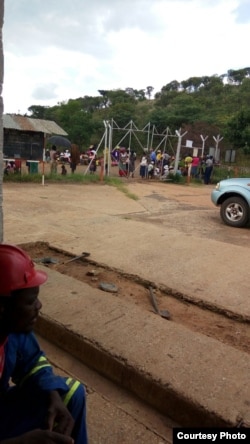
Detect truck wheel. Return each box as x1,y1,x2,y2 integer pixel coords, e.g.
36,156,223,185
220,196,249,227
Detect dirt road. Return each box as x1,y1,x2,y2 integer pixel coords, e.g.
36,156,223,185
3,179,246,246
3,179,250,435
3,180,250,320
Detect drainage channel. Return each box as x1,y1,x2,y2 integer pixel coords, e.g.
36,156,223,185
23,241,249,429
21,241,250,356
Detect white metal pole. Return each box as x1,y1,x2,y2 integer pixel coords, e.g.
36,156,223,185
200,135,208,158
147,122,151,151
108,121,113,176
104,120,108,151
213,135,223,161
129,120,132,152
174,129,188,173
84,130,106,175
150,125,155,152
42,133,46,186
104,120,109,176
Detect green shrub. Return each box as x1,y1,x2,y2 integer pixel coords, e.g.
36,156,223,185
168,172,185,183
3,172,101,184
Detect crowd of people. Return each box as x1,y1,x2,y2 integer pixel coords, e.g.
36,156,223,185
138,150,215,184
3,161,18,175
45,144,215,184
46,144,81,175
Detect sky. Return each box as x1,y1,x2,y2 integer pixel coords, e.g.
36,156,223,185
2,0,250,114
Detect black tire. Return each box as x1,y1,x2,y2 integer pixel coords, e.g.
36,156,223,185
220,196,249,227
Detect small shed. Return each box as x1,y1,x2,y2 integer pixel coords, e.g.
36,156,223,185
3,114,68,160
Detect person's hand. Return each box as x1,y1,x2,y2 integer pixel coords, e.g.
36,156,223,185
0,429,74,444
45,391,75,436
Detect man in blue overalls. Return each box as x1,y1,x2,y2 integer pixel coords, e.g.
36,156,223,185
0,244,88,444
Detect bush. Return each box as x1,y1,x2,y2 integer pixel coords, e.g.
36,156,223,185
3,172,101,184
167,172,185,183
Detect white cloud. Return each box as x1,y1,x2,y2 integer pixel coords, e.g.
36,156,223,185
2,0,250,114
234,0,250,23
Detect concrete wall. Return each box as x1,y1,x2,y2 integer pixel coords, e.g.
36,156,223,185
0,0,4,242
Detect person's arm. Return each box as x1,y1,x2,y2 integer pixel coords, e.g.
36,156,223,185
45,390,74,436
11,333,69,394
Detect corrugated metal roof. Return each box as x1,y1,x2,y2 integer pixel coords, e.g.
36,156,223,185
3,114,68,136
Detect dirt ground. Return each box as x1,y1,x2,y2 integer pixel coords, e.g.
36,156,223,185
2,176,250,440
19,240,249,355
3,174,248,356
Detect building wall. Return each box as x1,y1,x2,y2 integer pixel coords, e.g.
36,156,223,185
3,130,44,160
0,0,4,242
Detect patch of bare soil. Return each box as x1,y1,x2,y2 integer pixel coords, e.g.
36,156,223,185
21,241,250,355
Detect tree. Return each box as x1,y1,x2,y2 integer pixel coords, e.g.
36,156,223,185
17,65,250,157
54,99,94,146
148,108,185,133
154,90,179,107
125,88,146,101
73,96,103,113
224,109,250,148
106,89,136,106
146,86,154,99
227,68,250,85
27,105,49,119
98,90,110,108
125,87,135,98
161,80,180,92
198,75,223,93
107,102,136,128
181,76,214,92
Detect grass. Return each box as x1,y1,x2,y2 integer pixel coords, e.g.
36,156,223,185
105,177,139,200
3,172,139,200
212,165,250,182
3,172,101,184
4,162,250,193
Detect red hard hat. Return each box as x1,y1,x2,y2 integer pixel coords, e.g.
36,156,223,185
0,243,47,296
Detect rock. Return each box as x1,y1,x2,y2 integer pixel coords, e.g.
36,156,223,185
99,282,118,293
34,257,59,264
87,269,100,276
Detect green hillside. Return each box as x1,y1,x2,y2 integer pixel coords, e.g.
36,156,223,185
26,67,250,157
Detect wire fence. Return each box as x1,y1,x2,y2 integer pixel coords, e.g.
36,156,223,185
212,163,250,182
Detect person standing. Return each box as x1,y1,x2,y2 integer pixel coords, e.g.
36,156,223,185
204,155,214,184
191,155,200,178
128,151,136,178
70,144,80,174
147,161,155,179
149,149,156,163
156,150,162,168
118,148,128,177
184,153,193,177
103,147,109,175
50,146,58,174
139,154,148,179
45,149,50,163
61,164,67,175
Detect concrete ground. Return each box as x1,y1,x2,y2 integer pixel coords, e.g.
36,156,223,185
38,335,175,443
2,180,250,436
